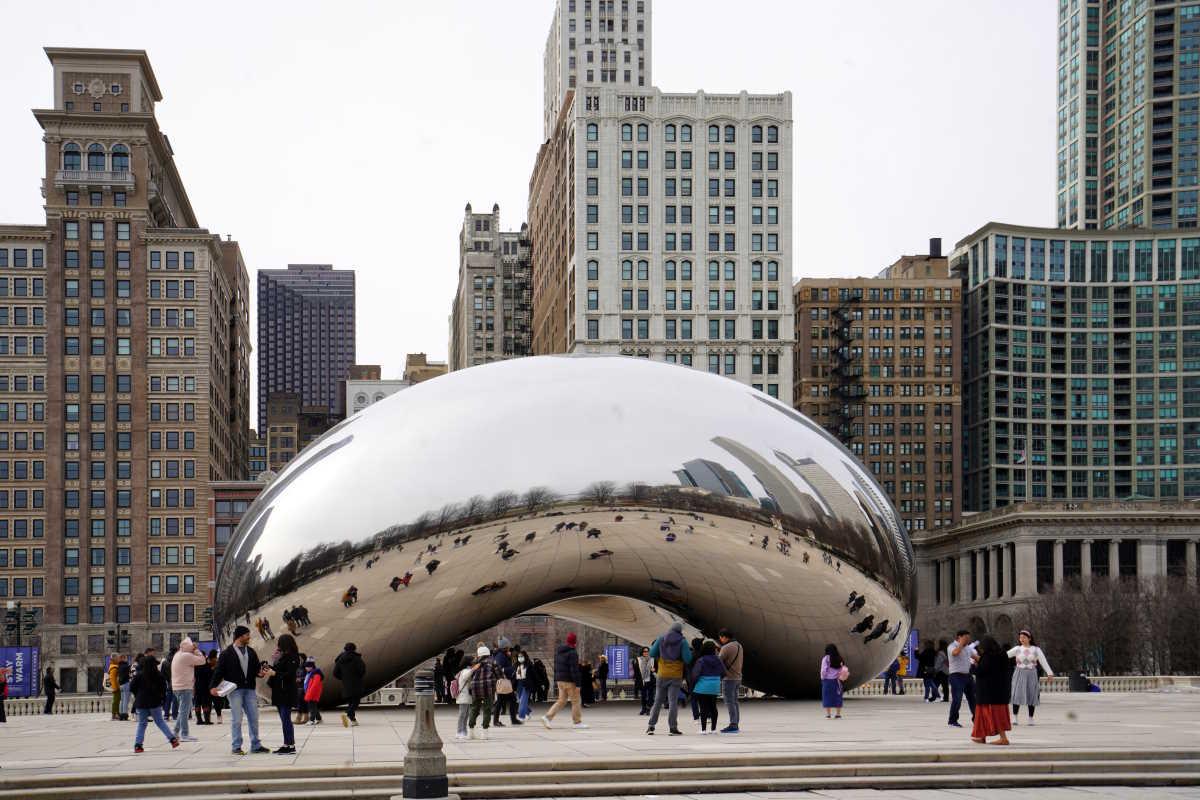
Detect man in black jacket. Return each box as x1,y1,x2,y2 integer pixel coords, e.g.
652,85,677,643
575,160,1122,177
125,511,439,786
209,625,269,755
541,632,586,729
334,642,366,727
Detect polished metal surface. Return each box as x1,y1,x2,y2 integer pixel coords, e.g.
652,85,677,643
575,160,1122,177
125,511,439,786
215,355,915,704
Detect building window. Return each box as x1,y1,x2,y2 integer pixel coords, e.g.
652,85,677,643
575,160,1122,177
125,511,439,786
86,144,105,171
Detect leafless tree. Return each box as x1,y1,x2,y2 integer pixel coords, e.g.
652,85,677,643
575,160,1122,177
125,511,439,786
584,481,617,505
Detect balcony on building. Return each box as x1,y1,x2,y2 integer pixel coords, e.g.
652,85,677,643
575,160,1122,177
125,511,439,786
54,169,135,193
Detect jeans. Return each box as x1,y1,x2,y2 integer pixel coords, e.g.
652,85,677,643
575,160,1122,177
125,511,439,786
722,679,741,727
119,683,131,716
544,681,581,724
517,686,530,720
136,706,175,746
277,704,295,745
172,689,194,737
646,677,682,731
923,675,939,701
469,695,493,729
948,673,976,725
228,688,262,752
883,674,899,694
640,678,655,711
162,689,178,718
457,704,471,736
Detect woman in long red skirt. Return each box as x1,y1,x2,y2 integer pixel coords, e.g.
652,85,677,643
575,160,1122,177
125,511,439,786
970,636,1012,745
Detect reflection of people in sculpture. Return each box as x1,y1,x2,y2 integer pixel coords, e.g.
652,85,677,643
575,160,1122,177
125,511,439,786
425,559,440,575
851,615,875,635
845,591,858,607
849,595,866,614
863,619,889,644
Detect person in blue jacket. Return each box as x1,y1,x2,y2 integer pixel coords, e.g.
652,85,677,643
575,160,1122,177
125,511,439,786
689,640,727,733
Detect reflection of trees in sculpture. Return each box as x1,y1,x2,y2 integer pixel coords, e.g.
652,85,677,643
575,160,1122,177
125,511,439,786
584,481,617,505
523,486,556,511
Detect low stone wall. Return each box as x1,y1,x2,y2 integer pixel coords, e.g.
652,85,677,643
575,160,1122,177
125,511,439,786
845,674,1200,696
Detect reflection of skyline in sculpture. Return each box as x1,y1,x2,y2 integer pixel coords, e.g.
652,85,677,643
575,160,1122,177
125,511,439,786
675,458,754,499
214,356,915,703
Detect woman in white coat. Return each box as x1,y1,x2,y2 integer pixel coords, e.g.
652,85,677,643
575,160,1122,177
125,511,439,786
1007,629,1054,725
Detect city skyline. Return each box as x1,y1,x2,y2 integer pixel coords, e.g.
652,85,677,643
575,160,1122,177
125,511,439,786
0,0,1055,406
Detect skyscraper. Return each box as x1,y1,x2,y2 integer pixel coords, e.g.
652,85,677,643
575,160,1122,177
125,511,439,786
0,48,249,674
449,203,533,371
256,264,355,430
1057,1,1200,230
529,0,794,399
543,0,653,139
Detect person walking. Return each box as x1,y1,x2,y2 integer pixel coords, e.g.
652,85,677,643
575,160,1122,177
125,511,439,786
266,633,301,753
469,645,498,740
541,632,586,729
170,637,206,741
883,658,901,695
917,640,938,702
43,665,59,715
433,658,445,704
131,649,179,753
491,638,519,726
645,622,692,736
0,666,7,723
117,656,131,720
1007,629,1054,725
303,659,324,725
819,644,847,719
160,649,179,720
533,658,550,703
193,651,214,725
579,659,595,707
454,657,477,740
934,639,950,702
210,624,270,755
717,628,743,734
689,641,727,733
334,642,366,728
109,654,121,720
634,646,655,715
947,630,979,728
970,637,1012,745
596,654,609,702
515,650,532,722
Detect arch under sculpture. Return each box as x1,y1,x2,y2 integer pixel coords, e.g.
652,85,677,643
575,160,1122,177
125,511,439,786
215,356,916,706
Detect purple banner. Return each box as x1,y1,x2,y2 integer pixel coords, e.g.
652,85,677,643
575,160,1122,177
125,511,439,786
604,644,630,680
0,646,38,697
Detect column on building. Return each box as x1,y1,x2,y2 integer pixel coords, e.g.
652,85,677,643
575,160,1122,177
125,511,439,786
1109,539,1121,582
941,556,953,604
1052,538,1065,591
989,544,1000,600
958,553,973,604
1188,539,1198,587
1138,538,1162,584
1014,540,1037,597
974,549,985,601
1080,538,1092,590
1007,543,1016,597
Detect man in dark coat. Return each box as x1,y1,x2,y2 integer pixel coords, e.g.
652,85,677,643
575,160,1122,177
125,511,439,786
333,642,366,727
541,632,586,729
131,649,178,752
209,624,269,755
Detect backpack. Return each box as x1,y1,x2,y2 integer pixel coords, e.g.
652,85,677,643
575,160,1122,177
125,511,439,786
449,678,459,698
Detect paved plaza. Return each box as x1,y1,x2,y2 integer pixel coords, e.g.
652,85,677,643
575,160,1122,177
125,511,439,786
0,690,1197,775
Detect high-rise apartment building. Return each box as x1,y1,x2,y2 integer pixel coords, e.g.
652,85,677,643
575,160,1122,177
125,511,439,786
543,0,653,139
0,48,249,678
793,241,963,535
246,430,267,480
256,264,355,431
449,203,533,371
530,86,795,399
1057,1,1200,230
953,222,1200,510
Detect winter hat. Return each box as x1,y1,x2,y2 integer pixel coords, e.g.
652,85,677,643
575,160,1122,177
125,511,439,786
497,636,512,649
477,645,491,657
566,632,578,647
304,659,315,667
670,622,683,633
233,625,251,639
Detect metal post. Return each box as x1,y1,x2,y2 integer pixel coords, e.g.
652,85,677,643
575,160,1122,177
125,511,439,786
400,669,458,800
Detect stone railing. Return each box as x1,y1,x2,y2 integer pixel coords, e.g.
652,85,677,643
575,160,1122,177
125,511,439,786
844,674,1199,697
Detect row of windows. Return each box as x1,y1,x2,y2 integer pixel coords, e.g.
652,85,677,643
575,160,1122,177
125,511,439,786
64,249,131,269
0,460,44,480
588,148,781,172
63,220,131,241
0,403,45,421
0,336,45,356
586,230,781,253
0,249,44,268
62,576,132,597
0,547,43,567
0,306,46,326
596,317,783,341
0,431,46,451
0,488,45,508
586,259,783,283
0,375,44,393
64,278,131,297
587,176,780,199
0,519,41,538
61,143,129,172
0,577,43,597
586,122,781,144
64,190,126,208
586,203,782,225
0,277,45,297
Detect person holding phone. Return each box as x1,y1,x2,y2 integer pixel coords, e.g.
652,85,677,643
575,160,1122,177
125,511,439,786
267,633,301,754
210,624,270,756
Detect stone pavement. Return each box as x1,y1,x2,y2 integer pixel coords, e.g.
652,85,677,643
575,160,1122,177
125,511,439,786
0,691,1197,775
542,792,1200,799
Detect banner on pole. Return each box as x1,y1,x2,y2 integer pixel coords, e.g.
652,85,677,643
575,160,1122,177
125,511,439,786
604,644,630,680
0,646,38,697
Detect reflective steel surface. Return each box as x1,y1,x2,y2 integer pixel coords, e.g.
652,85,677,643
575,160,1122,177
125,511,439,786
215,355,916,704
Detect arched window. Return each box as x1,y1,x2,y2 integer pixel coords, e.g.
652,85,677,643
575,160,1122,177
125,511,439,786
767,260,779,281
708,124,719,143
87,144,105,171
111,144,129,173
664,124,676,142
665,260,677,280
724,124,736,143
587,260,599,280
708,260,720,280
63,143,81,171
681,259,693,280
637,259,648,280
752,260,763,281
621,123,633,142
767,125,778,143
751,125,763,143
637,123,648,142
680,124,692,142
724,260,736,280
374,393,385,402
586,122,598,141
622,259,633,280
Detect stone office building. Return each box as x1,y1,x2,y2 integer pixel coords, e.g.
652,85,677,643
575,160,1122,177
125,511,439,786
0,48,250,687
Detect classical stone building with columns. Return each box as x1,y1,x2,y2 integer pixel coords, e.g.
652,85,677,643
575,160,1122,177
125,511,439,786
915,500,1200,641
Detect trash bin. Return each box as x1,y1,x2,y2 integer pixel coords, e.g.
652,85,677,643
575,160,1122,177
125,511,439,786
1068,670,1090,692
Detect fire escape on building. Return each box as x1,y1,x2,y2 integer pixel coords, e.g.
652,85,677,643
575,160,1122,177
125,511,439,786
829,288,865,446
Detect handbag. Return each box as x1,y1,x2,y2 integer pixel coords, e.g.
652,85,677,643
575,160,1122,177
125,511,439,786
838,665,850,682
496,678,513,695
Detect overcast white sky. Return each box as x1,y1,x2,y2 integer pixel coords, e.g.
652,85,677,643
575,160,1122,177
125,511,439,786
0,0,1056,401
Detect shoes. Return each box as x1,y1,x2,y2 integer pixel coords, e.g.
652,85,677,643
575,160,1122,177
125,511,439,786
180,735,198,742
512,719,523,725
540,716,552,729
170,738,180,749
469,728,477,739
948,721,963,728
645,727,654,735
134,745,144,753
719,725,739,734
341,713,349,728
252,746,271,754
232,749,245,756
480,729,489,740
274,745,296,754
493,720,505,727
573,722,589,729
351,720,359,727
1027,720,1035,726
668,728,683,736
455,733,466,740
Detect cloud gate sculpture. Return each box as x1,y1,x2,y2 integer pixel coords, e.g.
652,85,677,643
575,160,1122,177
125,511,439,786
215,356,915,706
